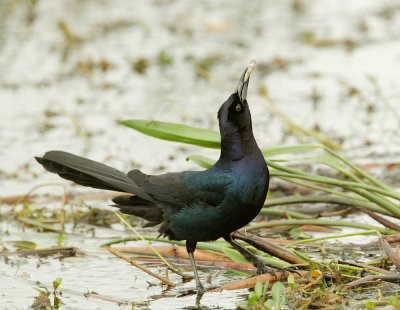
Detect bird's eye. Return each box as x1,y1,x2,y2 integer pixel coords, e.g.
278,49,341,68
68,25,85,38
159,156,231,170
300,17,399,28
235,104,242,112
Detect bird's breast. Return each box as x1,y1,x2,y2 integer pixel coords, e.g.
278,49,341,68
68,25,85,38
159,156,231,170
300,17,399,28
229,154,269,211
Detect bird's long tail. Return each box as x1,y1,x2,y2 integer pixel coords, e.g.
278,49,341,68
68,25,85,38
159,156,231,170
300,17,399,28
35,151,152,200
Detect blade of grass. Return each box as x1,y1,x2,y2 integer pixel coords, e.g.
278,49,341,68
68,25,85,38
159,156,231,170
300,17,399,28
269,162,400,217
246,219,397,235
18,218,64,233
267,160,400,201
286,230,382,247
273,171,400,217
320,145,393,191
259,208,314,219
119,119,220,148
186,155,214,168
114,212,182,276
264,194,391,216
261,145,320,157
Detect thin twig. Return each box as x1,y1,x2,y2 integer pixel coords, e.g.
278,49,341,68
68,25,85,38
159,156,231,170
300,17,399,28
362,209,400,232
108,247,175,287
232,231,307,265
385,234,400,244
115,213,186,278
210,270,308,292
338,260,397,275
377,238,400,272
286,230,382,247
0,246,81,258
0,191,118,205
345,274,400,288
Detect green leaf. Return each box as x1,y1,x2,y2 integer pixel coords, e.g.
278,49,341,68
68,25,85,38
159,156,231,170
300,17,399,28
18,217,63,233
52,277,62,291
57,234,64,246
262,145,319,157
246,292,259,305
389,294,400,307
186,155,215,168
288,228,310,240
237,301,249,309
271,281,285,307
8,240,37,251
222,248,248,264
287,274,296,289
265,299,274,309
313,154,343,170
365,300,375,310
254,281,263,298
119,119,220,148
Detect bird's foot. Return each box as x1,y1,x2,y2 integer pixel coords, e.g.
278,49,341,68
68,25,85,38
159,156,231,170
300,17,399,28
195,283,206,306
255,260,300,278
196,282,206,296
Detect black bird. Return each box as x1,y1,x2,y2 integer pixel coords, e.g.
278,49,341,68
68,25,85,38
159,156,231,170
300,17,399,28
36,61,280,297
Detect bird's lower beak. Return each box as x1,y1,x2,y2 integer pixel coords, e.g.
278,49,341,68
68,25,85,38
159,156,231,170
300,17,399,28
236,60,256,102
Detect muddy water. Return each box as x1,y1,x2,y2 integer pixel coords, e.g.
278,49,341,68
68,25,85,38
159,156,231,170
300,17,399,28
1,0,400,308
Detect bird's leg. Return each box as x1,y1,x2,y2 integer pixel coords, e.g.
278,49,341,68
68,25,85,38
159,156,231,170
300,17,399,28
224,234,297,277
186,241,205,303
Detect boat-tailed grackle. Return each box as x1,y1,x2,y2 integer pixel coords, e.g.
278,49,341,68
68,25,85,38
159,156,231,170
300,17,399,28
36,61,293,300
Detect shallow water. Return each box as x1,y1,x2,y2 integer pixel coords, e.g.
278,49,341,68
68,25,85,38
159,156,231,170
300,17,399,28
1,0,400,308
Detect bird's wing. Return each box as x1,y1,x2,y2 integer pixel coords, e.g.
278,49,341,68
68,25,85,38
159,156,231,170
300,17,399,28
127,169,231,207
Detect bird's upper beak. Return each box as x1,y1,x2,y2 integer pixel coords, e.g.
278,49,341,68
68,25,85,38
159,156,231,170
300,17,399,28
236,60,256,102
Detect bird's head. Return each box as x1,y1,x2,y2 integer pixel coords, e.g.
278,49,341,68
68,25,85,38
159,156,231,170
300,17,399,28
217,60,258,160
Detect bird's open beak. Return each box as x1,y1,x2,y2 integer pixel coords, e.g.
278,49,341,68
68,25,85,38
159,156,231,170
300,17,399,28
236,60,256,102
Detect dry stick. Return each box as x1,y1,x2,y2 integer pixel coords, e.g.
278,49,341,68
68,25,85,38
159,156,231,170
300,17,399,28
108,247,175,287
385,234,400,244
345,274,400,288
210,270,308,292
232,231,307,265
112,249,254,272
362,209,400,232
2,182,68,232
377,238,400,272
83,291,130,305
112,245,230,262
338,260,397,275
0,246,81,258
1,191,118,205
115,213,186,278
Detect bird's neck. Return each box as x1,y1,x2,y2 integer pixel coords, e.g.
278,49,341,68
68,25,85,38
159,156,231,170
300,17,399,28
219,129,259,162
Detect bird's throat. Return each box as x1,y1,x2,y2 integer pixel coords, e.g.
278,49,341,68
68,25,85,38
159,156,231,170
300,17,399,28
219,130,258,162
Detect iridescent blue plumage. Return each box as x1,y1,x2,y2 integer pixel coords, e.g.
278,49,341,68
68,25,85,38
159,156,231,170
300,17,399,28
35,61,275,300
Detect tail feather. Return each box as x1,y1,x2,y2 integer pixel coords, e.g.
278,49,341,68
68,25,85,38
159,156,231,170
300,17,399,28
112,195,151,206
35,151,153,201
112,194,163,225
